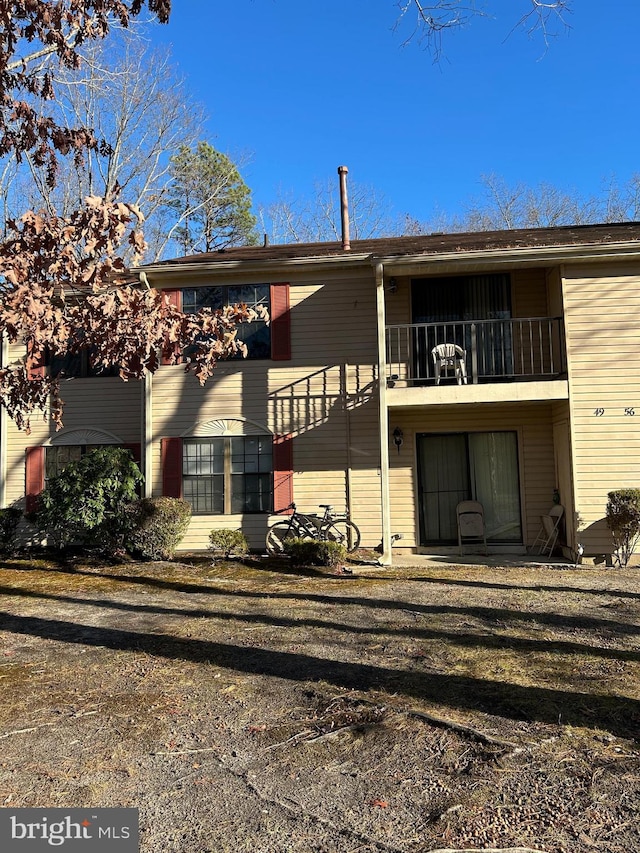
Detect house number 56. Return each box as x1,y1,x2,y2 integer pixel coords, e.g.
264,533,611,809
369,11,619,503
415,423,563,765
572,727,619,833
625,407,635,416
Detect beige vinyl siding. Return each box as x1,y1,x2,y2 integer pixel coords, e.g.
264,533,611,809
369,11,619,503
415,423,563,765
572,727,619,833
563,262,640,556
511,269,557,378
511,268,548,318
151,269,382,551
5,376,143,508
384,275,411,326
384,276,412,384
546,267,563,318
51,378,142,439
388,403,556,550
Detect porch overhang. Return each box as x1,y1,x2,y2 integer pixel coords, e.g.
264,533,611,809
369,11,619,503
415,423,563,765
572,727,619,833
386,379,569,407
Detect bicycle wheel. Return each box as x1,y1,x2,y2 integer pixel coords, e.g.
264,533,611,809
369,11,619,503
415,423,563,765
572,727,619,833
266,522,295,555
322,519,361,552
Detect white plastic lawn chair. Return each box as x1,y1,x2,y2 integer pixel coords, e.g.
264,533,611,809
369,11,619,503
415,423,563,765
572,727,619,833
431,343,468,385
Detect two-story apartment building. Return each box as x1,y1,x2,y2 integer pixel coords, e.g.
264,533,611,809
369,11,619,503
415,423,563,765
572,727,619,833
5,221,640,564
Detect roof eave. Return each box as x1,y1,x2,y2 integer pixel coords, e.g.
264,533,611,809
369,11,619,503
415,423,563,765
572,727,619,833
137,238,640,280
374,240,640,272
139,252,373,277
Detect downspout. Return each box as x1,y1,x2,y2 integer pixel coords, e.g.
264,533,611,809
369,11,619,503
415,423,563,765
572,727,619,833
375,261,392,565
341,363,353,521
143,371,153,498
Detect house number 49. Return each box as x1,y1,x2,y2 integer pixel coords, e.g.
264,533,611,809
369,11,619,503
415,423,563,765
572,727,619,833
593,407,636,416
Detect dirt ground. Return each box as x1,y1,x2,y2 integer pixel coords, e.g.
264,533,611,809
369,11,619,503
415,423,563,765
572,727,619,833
0,552,638,853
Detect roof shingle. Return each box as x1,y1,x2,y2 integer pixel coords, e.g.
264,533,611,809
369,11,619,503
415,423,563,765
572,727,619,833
144,222,640,268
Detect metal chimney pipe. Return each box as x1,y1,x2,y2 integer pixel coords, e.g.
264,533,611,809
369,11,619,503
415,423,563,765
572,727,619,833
338,165,351,251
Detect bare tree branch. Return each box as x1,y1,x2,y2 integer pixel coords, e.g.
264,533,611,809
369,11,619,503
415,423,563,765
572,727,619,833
7,27,205,262
507,0,572,52
394,1,483,59
394,1,573,57
260,177,396,244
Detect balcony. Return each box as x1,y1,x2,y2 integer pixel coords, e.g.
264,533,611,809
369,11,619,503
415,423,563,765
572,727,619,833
385,317,568,406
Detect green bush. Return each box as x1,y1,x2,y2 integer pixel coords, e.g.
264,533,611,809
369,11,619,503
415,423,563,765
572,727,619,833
36,447,142,553
283,537,347,568
127,497,192,561
208,528,249,558
606,488,640,568
0,507,22,554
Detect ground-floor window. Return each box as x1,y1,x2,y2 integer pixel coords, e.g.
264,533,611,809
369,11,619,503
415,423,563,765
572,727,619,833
417,431,522,545
45,444,104,484
183,436,273,514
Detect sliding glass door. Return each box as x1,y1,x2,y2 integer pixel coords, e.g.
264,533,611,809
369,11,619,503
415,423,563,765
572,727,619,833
417,431,522,545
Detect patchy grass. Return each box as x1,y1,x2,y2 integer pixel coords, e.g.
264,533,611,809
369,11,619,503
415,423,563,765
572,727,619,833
0,554,638,852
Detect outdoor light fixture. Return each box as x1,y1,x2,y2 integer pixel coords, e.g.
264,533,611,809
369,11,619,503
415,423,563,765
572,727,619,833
392,427,404,453
387,277,398,293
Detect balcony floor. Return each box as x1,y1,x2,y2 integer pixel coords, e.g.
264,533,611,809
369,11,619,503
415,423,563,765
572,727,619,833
386,378,569,407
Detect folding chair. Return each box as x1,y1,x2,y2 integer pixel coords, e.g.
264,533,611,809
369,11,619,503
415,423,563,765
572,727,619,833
530,505,564,556
456,500,487,556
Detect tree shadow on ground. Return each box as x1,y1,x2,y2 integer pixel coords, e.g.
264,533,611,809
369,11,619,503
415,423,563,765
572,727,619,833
1,564,638,637
1,584,640,665
406,574,640,600
0,611,638,741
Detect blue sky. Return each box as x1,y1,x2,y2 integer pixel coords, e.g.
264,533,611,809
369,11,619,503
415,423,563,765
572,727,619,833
145,0,640,225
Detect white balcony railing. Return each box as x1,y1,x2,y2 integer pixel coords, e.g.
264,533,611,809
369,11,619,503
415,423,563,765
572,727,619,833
386,317,566,387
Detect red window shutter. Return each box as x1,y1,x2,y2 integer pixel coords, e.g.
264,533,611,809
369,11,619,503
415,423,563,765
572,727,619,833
161,437,183,498
25,446,45,514
162,289,182,365
26,342,46,379
270,283,291,361
122,443,142,465
273,433,293,513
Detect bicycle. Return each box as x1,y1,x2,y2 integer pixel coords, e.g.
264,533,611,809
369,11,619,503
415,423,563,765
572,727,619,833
317,504,361,552
266,503,361,555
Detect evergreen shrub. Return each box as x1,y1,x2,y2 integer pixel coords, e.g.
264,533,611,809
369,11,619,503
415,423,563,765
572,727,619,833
606,488,640,567
283,537,347,567
208,529,249,558
36,446,142,552
127,496,192,560
0,507,22,554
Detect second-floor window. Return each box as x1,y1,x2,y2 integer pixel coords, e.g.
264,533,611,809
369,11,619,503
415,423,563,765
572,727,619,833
46,347,120,379
182,284,271,359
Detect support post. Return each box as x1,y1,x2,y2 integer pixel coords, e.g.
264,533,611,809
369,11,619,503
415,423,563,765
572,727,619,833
375,262,392,565
143,369,153,498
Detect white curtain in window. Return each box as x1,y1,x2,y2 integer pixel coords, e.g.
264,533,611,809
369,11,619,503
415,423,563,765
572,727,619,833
469,432,521,541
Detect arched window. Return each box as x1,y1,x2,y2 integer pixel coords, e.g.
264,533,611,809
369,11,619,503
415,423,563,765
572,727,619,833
162,420,293,514
45,429,121,483
181,419,273,515
26,430,140,513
